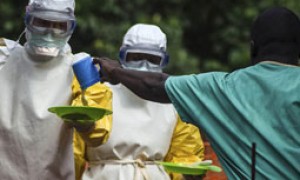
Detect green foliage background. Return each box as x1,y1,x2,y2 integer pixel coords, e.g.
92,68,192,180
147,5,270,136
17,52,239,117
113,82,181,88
1,0,300,74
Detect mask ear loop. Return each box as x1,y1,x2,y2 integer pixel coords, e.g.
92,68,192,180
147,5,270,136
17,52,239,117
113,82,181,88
16,29,26,44
8,11,30,51
160,52,169,68
119,46,127,65
10,11,30,50
6,10,28,52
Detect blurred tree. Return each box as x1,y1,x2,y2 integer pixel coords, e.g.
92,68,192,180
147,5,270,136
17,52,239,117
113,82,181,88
71,0,200,74
0,0,27,42
182,0,300,72
1,0,300,74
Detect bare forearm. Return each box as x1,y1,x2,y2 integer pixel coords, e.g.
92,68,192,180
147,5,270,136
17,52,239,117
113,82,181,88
93,57,171,103
112,67,171,103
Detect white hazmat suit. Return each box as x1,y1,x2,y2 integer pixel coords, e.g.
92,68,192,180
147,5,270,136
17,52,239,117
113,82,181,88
75,24,205,180
0,1,112,179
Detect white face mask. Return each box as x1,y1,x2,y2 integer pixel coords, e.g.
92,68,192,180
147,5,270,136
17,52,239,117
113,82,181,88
25,29,70,57
122,60,162,72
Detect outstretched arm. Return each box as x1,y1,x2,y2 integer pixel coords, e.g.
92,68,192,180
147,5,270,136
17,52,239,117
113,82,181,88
94,57,171,103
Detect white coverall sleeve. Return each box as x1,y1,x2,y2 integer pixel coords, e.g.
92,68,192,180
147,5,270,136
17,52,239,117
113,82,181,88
0,38,22,70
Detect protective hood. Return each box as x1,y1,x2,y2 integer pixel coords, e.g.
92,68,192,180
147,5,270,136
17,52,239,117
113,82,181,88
26,0,75,21
119,24,169,71
250,7,300,65
122,23,167,51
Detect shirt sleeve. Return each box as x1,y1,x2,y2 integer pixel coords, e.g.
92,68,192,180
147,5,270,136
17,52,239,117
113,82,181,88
164,115,205,180
165,73,234,152
165,72,245,176
165,73,228,126
73,131,86,180
71,77,113,146
164,115,205,162
72,78,113,180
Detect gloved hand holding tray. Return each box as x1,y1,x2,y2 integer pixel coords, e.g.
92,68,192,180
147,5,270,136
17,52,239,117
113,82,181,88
156,160,222,175
48,106,112,123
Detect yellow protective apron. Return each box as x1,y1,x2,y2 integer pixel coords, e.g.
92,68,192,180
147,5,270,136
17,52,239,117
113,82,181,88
0,46,75,180
81,84,177,180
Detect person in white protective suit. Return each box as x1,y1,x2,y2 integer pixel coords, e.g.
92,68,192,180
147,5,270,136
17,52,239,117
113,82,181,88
74,23,205,180
0,0,112,179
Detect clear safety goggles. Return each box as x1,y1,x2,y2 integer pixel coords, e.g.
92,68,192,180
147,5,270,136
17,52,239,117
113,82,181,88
119,44,169,68
25,15,76,38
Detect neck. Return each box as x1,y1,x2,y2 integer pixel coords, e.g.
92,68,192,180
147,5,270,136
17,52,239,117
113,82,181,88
251,42,299,65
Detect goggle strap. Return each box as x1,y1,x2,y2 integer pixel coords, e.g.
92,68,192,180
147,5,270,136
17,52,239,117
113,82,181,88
161,53,169,67
24,13,30,26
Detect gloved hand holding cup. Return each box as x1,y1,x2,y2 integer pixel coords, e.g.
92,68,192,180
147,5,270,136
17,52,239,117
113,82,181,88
67,52,101,131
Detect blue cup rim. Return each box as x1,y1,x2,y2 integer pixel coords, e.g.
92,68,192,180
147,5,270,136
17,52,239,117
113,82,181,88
73,56,92,65
72,56,100,90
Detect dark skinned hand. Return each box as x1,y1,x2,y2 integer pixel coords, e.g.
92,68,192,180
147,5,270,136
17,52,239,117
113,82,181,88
65,120,95,133
93,57,121,85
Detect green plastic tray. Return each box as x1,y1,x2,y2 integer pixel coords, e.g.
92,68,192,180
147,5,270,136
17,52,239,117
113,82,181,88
156,161,222,175
48,106,112,123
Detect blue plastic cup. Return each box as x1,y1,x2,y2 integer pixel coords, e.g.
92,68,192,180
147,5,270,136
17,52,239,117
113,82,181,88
72,53,100,90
